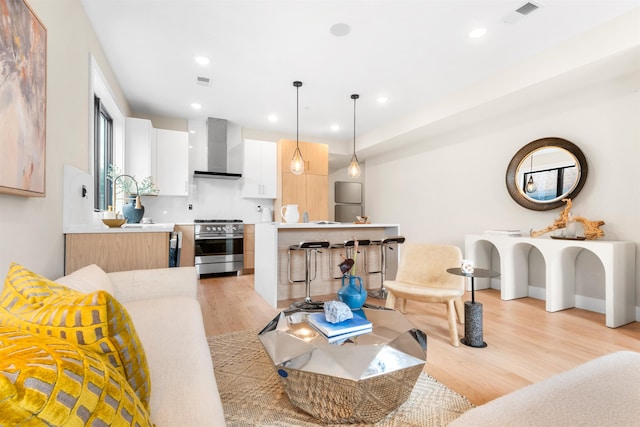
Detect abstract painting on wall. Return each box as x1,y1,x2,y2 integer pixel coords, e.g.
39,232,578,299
0,0,47,197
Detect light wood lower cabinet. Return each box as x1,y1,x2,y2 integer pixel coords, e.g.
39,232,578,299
175,225,194,267
244,224,255,273
65,233,169,274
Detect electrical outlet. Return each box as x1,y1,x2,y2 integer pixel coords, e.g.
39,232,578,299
188,204,193,210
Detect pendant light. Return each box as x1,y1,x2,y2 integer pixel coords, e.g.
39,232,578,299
347,94,361,178
526,153,537,193
290,81,305,175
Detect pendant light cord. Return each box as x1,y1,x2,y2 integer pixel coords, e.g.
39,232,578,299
296,84,299,148
353,96,356,153
351,94,359,156
294,81,302,150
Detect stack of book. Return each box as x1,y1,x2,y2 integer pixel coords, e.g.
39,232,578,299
307,312,373,343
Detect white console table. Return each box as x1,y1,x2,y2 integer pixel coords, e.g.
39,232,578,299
465,234,636,328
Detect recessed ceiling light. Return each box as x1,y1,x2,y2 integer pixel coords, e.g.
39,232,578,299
469,28,487,39
191,103,202,110
330,23,351,37
268,114,278,123
194,56,210,65
331,124,340,132
377,96,389,104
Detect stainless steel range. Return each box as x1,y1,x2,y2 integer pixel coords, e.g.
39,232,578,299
194,219,244,276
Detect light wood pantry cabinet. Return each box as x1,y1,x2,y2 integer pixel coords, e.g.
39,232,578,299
276,139,329,221
306,174,329,220
175,225,194,267
280,173,329,221
243,224,255,273
65,233,169,275
279,139,328,175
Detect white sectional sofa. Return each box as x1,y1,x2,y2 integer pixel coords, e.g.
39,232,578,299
449,350,640,426
59,265,226,426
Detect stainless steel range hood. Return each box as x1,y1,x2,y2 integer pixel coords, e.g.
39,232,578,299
193,118,242,180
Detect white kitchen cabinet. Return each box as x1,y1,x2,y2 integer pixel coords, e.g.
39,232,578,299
155,129,189,196
241,139,276,199
125,118,156,180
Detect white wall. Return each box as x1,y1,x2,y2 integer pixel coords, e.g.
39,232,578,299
0,0,130,280
365,70,640,308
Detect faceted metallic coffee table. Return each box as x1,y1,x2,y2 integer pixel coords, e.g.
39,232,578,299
258,307,427,423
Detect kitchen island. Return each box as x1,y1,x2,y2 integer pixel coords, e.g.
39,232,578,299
255,222,401,307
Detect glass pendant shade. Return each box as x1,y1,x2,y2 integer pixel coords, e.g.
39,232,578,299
526,176,537,193
348,93,361,178
291,146,305,175
348,154,361,178
525,153,536,193
290,81,305,175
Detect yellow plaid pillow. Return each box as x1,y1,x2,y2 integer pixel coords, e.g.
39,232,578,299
0,327,153,426
0,263,151,409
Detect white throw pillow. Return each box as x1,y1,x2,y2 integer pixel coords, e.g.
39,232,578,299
55,264,115,294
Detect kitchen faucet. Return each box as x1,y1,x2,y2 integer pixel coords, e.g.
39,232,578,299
111,174,142,214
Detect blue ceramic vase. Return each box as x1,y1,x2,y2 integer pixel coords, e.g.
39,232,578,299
338,275,367,310
122,196,145,224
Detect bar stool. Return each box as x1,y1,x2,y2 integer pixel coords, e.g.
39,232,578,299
328,239,370,279
366,236,406,299
288,240,330,310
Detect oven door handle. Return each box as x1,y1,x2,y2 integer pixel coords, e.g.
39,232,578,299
195,235,244,241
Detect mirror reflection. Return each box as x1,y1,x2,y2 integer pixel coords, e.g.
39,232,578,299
505,137,588,211
517,148,580,203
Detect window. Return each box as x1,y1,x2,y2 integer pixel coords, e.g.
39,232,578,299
94,96,113,210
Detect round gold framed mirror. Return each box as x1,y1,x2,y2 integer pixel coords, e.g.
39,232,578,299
506,137,588,211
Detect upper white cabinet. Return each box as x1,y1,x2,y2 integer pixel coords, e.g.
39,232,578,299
155,129,189,196
125,118,156,180
125,118,188,196
241,139,277,199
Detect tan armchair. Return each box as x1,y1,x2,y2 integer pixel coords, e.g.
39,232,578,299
384,243,465,346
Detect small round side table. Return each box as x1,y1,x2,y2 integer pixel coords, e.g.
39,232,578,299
446,267,500,348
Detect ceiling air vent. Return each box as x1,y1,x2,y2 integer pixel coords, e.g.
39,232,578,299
503,2,540,24
516,2,539,15
197,76,211,87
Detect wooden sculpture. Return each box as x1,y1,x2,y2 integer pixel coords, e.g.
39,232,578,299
530,199,605,240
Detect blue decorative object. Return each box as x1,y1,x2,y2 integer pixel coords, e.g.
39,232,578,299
337,275,367,310
278,369,288,378
122,196,144,224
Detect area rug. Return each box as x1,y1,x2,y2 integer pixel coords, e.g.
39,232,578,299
208,330,474,426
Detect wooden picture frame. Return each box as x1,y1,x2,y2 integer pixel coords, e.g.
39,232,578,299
0,0,47,197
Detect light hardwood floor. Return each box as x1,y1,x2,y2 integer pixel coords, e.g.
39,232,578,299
198,274,640,406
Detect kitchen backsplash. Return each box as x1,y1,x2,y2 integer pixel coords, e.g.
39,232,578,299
63,164,274,228
141,177,273,224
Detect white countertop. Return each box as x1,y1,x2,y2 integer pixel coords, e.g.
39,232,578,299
64,223,175,234
260,222,399,229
